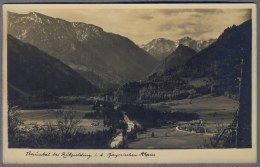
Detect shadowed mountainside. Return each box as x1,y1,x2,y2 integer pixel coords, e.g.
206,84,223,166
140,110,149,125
8,12,158,88
152,44,197,74
8,35,98,101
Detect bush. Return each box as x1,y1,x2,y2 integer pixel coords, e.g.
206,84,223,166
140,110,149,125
204,117,237,148
8,108,116,149
9,109,81,148
8,106,24,147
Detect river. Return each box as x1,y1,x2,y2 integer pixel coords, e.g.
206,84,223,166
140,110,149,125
110,114,136,148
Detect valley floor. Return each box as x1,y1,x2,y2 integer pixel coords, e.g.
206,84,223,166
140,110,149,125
127,95,238,149
127,126,207,149
15,94,238,149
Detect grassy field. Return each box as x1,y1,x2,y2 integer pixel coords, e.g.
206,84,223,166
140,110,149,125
128,95,238,148
149,95,238,132
128,126,209,149
17,104,106,133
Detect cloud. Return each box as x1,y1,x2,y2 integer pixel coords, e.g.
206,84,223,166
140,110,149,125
158,9,221,16
244,9,252,20
158,23,174,32
8,7,251,45
177,25,212,39
140,15,154,20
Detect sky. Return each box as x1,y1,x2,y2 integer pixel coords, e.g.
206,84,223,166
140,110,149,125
8,7,251,45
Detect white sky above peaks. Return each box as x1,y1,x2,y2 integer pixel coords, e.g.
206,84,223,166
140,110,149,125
8,7,251,45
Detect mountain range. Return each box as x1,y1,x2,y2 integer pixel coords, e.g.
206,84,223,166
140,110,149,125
152,44,197,74
8,34,97,101
7,11,251,104
141,37,216,60
8,12,158,88
117,20,252,103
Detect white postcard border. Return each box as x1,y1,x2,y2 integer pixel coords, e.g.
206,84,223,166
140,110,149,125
2,3,257,164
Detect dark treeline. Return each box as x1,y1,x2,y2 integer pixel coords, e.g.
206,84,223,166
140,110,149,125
120,104,199,129
84,101,126,130
14,97,95,110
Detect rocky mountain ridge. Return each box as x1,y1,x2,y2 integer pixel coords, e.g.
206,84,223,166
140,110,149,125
141,37,216,60
8,12,158,88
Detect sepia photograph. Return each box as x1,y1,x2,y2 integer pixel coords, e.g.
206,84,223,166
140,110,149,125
2,3,257,164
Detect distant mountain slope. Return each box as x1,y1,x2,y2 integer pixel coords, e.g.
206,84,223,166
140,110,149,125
117,20,252,103
79,70,118,90
141,38,177,61
178,37,216,52
8,12,158,86
152,44,197,74
8,35,98,98
8,83,30,103
181,20,251,83
141,37,215,60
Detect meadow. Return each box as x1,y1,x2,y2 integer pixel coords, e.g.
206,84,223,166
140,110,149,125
127,95,238,148
17,104,106,133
